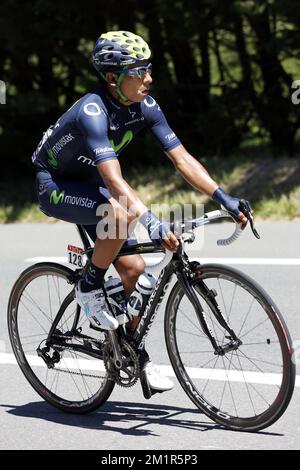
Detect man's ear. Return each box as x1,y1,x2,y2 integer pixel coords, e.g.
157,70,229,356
106,72,117,85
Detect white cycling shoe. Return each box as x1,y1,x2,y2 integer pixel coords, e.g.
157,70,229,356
144,362,174,392
75,281,118,331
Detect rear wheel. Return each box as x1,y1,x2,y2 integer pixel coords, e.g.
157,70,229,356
165,264,295,431
7,262,115,413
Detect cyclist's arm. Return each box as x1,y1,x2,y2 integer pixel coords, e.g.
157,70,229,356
97,159,147,217
166,144,248,225
97,159,178,251
166,144,218,196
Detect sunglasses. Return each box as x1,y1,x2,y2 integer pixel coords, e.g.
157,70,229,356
115,63,153,79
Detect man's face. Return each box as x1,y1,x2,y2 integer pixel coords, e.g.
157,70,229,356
109,60,153,104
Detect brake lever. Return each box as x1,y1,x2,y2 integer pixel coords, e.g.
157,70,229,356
239,199,260,239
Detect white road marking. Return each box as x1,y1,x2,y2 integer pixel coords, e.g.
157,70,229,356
1,353,299,387
25,256,300,266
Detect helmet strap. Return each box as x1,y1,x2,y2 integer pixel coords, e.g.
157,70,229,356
115,73,131,103
101,69,132,104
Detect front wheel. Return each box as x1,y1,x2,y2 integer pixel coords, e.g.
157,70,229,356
165,264,295,431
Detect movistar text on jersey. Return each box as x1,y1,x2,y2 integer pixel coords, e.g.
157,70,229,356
50,189,97,208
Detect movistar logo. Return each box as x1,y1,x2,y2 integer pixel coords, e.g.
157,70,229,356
50,189,65,205
110,130,133,154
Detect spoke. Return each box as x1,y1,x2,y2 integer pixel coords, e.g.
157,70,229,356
234,352,257,416
178,306,206,337
219,353,238,416
235,352,283,369
23,348,41,354
223,354,272,409
179,350,214,354
60,356,86,401
197,354,222,371
59,311,72,332
47,276,53,323
20,333,47,339
240,317,270,340
22,291,52,324
20,299,49,334
228,284,237,324
237,296,256,337
236,349,281,390
176,327,207,340
69,351,93,398
45,367,50,387
22,339,46,347
200,355,220,396
49,368,60,393
56,276,62,306
242,340,280,346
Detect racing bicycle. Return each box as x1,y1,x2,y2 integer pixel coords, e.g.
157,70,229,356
7,209,295,432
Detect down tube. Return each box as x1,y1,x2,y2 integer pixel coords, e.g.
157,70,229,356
132,264,174,351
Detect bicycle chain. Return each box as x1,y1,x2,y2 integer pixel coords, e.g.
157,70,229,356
51,366,110,380
48,335,140,386
46,332,108,379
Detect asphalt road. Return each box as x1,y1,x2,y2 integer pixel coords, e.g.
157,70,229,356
0,221,299,450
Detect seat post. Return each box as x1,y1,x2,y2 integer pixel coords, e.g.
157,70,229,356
76,225,92,252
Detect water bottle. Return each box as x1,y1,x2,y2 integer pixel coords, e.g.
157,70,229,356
127,272,157,318
104,276,129,325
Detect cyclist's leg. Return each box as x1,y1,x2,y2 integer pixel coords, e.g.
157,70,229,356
83,225,145,298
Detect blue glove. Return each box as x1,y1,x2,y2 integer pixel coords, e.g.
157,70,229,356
140,211,173,246
212,188,248,218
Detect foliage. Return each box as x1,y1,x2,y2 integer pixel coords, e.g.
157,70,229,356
0,0,300,178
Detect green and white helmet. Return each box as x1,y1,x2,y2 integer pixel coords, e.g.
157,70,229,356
92,30,151,73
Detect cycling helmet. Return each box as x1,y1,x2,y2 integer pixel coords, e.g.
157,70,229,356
92,31,151,74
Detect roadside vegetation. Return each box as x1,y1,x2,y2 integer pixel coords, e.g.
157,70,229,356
1,149,300,223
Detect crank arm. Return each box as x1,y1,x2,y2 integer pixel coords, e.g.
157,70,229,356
107,331,123,370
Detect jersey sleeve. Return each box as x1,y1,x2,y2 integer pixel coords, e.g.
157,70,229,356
141,96,181,151
76,97,118,164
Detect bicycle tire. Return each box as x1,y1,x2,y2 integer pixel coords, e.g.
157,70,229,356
164,263,295,432
7,262,115,414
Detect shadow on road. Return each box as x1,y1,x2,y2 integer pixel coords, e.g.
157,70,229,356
1,401,283,437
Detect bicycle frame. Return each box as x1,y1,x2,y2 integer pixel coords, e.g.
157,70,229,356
74,225,238,356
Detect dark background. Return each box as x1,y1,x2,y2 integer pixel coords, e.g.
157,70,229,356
0,0,299,178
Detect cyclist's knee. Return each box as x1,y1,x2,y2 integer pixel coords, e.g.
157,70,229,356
116,255,145,281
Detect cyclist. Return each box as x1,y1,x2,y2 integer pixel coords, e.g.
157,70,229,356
32,31,248,395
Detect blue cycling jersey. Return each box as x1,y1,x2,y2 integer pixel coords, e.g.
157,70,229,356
32,87,181,184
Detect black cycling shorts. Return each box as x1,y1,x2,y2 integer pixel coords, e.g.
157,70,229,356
36,169,137,246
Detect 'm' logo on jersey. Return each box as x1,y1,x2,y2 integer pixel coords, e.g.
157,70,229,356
50,189,65,205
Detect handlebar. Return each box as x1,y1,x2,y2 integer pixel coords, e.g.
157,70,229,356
144,208,260,274
177,208,260,246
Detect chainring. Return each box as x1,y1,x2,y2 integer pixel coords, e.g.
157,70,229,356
103,339,140,388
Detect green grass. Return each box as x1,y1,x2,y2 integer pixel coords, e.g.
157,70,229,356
125,154,300,220
1,152,300,223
